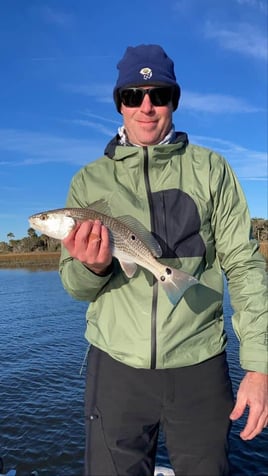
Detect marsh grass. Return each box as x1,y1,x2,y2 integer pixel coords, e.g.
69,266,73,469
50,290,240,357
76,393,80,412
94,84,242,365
0,252,60,269
0,244,267,270
259,241,268,261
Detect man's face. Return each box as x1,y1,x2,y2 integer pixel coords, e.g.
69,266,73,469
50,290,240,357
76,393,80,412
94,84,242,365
120,87,173,146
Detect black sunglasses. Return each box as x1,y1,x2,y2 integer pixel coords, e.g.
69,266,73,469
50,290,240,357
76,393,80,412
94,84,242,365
120,87,173,108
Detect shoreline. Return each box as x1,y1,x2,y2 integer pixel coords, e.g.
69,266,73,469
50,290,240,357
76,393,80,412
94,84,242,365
0,242,267,269
0,252,61,269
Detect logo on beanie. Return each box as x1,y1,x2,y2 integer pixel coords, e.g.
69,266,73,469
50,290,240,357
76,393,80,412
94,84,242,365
139,67,152,80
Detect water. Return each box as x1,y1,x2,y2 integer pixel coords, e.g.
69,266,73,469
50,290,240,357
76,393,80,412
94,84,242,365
0,270,267,476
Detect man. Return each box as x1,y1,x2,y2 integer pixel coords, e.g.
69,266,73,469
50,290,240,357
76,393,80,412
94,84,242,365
59,44,268,476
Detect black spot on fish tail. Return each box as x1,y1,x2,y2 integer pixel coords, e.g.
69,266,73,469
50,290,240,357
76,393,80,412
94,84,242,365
158,267,198,305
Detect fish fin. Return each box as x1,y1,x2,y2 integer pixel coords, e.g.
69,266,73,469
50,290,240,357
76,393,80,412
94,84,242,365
159,267,198,305
87,199,112,215
119,260,137,278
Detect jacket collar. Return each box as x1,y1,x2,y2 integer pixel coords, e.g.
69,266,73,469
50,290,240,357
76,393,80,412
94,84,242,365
104,131,189,160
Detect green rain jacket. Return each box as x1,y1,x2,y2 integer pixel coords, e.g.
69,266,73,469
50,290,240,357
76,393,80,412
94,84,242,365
59,132,268,373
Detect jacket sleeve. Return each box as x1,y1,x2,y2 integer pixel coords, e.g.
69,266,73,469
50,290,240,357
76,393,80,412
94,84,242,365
59,170,114,303
210,156,268,374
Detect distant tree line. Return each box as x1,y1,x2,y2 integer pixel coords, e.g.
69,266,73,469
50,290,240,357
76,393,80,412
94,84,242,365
0,218,267,254
0,228,60,253
251,218,268,242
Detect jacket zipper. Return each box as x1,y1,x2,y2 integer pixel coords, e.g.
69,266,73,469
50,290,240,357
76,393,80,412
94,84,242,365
143,147,158,369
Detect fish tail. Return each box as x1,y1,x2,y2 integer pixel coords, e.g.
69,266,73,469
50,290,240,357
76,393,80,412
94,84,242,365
159,267,198,305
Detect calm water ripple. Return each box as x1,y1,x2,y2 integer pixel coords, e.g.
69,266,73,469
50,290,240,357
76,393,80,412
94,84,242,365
0,270,267,475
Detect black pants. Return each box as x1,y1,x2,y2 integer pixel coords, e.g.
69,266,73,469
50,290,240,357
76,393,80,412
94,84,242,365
84,346,234,476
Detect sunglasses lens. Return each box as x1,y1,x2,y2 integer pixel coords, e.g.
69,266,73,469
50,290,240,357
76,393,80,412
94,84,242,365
121,89,144,107
150,87,172,106
120,87,173,107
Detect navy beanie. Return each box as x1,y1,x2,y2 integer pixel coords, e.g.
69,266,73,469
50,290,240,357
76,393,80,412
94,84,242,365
113,44,181,113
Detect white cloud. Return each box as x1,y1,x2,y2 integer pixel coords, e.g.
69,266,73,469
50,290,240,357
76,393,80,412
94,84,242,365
71,119,116,137
205,22,268,61
65,83,264,114
181,91,263,113
82,111,119,125
38,6,75,27
64,111,119,136
190,135,267,179
0,129,103,166
174,0,268,17
63,83,114,104
0,128,266,182
236,0,268,14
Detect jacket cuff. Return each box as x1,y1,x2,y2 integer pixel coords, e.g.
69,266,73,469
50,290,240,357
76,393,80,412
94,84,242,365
83,261,114,277
240,344,268,374
72,258,114,285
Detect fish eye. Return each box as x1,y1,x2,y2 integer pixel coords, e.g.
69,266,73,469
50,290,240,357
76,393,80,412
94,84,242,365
40,214,48,221
130,234,136,240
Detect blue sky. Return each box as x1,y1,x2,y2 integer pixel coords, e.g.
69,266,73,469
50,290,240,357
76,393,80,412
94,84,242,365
0,0,267,242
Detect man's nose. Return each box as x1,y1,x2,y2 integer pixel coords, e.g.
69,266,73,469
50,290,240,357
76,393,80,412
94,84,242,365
140,92,154,111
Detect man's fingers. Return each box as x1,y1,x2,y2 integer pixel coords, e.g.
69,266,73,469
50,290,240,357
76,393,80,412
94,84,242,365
62,218,112,274
99,223,111,250
85,220,102,252
62,222,82,245
239,406,263,440
240,416,267,440
88,232,101,243
230,372,268,441
230,398,247,421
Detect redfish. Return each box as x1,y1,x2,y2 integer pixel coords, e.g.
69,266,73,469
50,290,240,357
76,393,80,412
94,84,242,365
29,200,198,305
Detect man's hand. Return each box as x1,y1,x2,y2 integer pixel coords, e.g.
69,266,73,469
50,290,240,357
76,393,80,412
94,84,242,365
62,219,113,275
230,371,268,440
